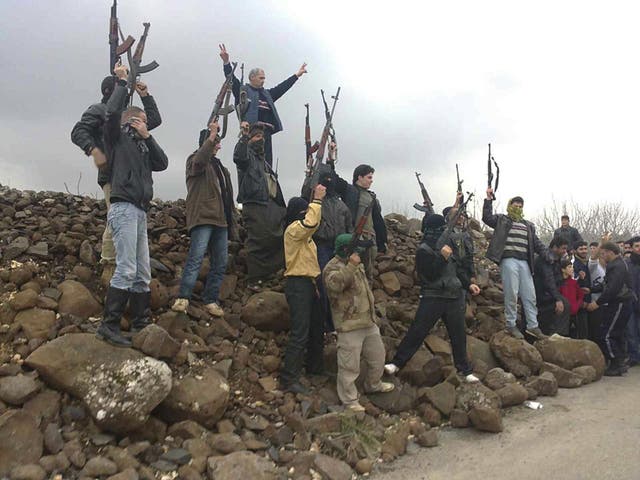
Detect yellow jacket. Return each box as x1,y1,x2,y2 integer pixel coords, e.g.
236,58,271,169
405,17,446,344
284,201,322,277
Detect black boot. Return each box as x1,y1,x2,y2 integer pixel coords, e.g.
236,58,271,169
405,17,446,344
604,358,625,377
129,291,152,333
96,287,132,348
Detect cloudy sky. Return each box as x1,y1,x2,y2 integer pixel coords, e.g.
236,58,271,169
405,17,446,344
1,0,638,219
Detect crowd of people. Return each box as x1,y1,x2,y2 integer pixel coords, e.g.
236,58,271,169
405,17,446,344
70,49,638,414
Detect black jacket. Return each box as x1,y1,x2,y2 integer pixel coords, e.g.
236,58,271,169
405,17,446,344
437,228,475,291
553,226,583,248
71,93,161,187
482,199,546,272
573,256,592,303
597,256,634,306
533,252,564,305
232,136,285,207
334,176,387,253
629,253,640,314
103,81,168,211
416,230,466,299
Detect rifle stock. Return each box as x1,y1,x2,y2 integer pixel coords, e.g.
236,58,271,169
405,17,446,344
413,172,434,214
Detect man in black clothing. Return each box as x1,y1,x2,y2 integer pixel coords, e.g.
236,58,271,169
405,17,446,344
586,242,635,376
234,122,286,290
219,44,307,166
334,164,387,280
96,63,168,347
384,214,481,382
534,236,570,335
572,241,592,339
71,75,161,285
553,215,583,253
626,236,640,366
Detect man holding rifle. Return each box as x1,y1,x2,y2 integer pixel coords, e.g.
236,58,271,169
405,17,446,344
220,44,307,167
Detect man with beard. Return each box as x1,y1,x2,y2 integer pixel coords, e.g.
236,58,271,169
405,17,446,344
572,241,592,339
279,186,326,394
171,121,237,318
71,75,161,286
219,44,307,167
625,236,640,366
234,122,286,291
335,165,387,280
384,214,481,383
534,236,570,336
586,242,635,376
482,188,547,339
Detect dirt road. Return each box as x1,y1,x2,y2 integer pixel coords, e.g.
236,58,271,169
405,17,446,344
373,367,640,480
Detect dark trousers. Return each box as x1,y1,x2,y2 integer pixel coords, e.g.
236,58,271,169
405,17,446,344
599,301,632,362
537,298,570,336
572,310,589,339
627,312,640,363
588,309,603,345
392,293,472,375
316,243,335,333
242,200,285,283
264,131,273,167
281,276,324,385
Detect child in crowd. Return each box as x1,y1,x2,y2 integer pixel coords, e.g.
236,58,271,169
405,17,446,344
559,258,586,337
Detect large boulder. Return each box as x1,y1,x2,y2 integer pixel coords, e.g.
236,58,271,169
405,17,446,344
466,335,499,370
15,308,56,340
240,292,289,332
423,381,456,416
540,362,584,388
132,324,181,360
525,372,558,396
484,367,516,390
206,451,277,480
0,374,40,405
469,406,503,433
456,382,501,412
25,333,172,434
156,367,230,428
534,335,606,380
57,280,102,318
367,381,417,414
0,410,43,475
398,349,434,387
490,331,543,377
495,383,528,407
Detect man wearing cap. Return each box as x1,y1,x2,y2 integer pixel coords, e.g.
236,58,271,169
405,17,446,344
71,75,162,286
234,121,286,291
384,214,481,382
324,233,395,412
482,187,547,339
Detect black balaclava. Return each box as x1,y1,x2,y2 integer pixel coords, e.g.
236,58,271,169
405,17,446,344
422,214,446,249
285,197,309,226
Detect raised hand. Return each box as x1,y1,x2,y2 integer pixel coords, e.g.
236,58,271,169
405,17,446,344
313,184,326,201
135,82,149,97
208,120,220,141
240,121,250,137
219,44,230,64
296,62,308,78
114,61,128,81
486,187,494,200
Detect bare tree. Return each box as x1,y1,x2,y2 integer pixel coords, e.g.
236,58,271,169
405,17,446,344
534,197,640,244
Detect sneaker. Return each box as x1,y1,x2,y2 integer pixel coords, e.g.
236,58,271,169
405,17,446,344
345,402,365,412
204,302,224,317
283,381,310,395
171,298,189,313
464,373,480,383
366,382,395,394
507,326,525,339
384,363,400,375
526,327,547,340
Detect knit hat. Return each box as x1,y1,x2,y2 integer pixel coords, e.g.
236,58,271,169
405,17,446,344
334,233,353,258
423,214,446,229
101,76,117,102
285,197,309,226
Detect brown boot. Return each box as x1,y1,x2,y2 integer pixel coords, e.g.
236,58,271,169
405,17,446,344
101,263,116,288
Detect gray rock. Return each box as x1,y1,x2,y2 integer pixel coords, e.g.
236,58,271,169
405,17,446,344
81,456,118,477
161,448,192,465
0,374,40,405
206,451,277,480
469,406,503,433
43,423,64,454
541,362,584,388
4,236,29,261
313,453,353,480
9,464,46,480
535,335,605,380
0,410,43,476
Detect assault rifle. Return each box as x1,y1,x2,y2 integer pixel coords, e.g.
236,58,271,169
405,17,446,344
413,172,434,214
199,62,237,146
120,23,159,105
487,143,499,200
303,87,340,198
437,192,475,250
321,90,338,167
109,0,134,74
304,103,319,176
456,163,464,204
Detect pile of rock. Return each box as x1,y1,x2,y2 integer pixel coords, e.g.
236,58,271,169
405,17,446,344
0,185,606,479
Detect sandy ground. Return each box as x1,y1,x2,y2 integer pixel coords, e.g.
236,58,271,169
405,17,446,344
372,367,640,480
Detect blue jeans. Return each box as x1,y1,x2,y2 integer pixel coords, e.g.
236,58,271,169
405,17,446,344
500,257,538,329
178,225,228,304
108,202,151,293
627,311,640,362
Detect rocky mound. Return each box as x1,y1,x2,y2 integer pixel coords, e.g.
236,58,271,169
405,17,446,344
0,185,605,479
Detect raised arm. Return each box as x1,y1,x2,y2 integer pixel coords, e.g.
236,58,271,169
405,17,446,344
103,65,130,148
220,44,241,102
137,82,162,130
482,187,498,228
187,122,220,177
286,187,325,241
233,122,250,170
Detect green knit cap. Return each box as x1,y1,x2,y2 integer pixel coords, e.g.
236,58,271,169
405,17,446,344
334,233,353,258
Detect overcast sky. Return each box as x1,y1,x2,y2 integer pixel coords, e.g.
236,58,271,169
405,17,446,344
1,0,638,220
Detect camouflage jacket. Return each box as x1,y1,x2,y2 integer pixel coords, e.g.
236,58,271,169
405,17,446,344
323,256,376,332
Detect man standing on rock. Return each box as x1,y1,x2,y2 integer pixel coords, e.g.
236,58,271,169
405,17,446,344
335,165,387,280
71,75,161,286
234,122,286,291
626,236,640,366
171,121,237,318
482,188,547,339
96,62,168,347
279,185,326,394
586,242,636,375
324,233,395,411
219,44,307,167
384,214,481,383
534,236,570,336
